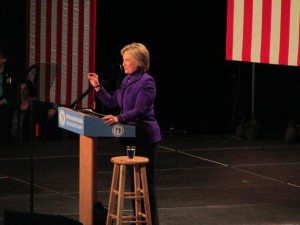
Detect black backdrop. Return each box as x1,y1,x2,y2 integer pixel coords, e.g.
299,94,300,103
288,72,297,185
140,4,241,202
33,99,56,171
1,0,300,136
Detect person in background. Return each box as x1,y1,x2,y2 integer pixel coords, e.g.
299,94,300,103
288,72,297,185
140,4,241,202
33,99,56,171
88,42,161,225
0,47,17,142
11,80,35,141
11,68,60,142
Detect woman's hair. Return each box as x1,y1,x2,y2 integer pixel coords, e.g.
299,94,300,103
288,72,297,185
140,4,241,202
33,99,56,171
121,43,150,72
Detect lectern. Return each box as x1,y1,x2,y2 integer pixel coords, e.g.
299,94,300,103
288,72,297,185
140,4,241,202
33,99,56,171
58,107,135,225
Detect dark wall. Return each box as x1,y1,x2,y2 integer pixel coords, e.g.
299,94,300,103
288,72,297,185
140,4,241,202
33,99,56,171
95,0,231,133
0,0,26,77
2,0,300,135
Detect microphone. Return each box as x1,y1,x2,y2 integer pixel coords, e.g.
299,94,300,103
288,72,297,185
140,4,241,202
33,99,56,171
25,64,37,76
115,63,123,88
18,64,37,84
70,63,118,110
69,85,100,110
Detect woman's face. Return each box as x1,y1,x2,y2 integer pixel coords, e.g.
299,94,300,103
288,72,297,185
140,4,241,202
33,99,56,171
122,51,139,75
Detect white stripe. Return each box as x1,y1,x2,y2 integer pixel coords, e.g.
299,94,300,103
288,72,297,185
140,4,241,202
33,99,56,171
232,0,244,61
39,1,48,101
72,0,79,103
269,0,281,64
288,0,300,66
40,1,47,63
50,0,58,103
29,0,36,66
61,0,68,104
251,0,263,63
82,1,91,107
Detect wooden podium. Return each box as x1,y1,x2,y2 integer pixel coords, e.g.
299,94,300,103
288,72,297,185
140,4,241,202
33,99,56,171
58,107,135,225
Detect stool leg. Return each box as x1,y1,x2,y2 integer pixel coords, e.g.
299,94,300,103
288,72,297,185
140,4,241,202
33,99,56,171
140,165,152,225
106,164,120,225
116,164,126,225
134,165,142,224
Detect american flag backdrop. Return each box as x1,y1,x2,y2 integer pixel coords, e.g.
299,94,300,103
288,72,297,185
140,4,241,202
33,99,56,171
226,0,300,66
26,0,97,108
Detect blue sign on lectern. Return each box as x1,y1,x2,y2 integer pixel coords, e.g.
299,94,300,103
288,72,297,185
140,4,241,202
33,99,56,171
58,107,135,137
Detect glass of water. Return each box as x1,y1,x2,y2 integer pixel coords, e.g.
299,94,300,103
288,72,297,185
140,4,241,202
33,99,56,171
126,146,136,160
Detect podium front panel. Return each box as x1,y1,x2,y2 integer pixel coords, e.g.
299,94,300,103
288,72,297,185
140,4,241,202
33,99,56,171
58,107,135,137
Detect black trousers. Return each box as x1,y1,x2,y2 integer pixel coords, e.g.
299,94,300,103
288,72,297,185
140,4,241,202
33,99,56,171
122,141,160,225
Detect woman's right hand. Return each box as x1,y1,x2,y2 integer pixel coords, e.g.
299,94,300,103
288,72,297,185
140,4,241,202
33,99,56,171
88,72,101,92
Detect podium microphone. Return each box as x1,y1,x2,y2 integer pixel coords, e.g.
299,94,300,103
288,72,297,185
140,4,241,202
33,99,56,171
69,85,100,110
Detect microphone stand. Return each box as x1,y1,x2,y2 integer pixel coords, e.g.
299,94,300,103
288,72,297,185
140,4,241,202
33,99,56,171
22,65,38,214
69,85,97,110
28,97,38,214
22,63,59,214
30,99,34,214
16,82,21,142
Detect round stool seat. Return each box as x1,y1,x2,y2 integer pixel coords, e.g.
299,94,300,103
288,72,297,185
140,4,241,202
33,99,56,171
111,156,149,165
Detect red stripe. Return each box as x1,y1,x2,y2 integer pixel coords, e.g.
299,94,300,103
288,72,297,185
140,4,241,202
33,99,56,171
88,0,97,108
260,0,272,64
77,0,84,107
45,0,52,102
55,0,63,104
226,0,234,60
66,0,74,105
279,0,291,65
242,0,253,62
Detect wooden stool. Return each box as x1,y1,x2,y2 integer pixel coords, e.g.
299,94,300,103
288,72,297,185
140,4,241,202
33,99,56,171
106,156,152,225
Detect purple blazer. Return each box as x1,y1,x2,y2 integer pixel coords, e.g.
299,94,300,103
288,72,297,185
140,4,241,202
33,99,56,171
95,71,161,144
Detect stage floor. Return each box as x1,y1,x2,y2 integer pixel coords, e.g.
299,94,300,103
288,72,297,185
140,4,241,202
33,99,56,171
1,133,300,225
